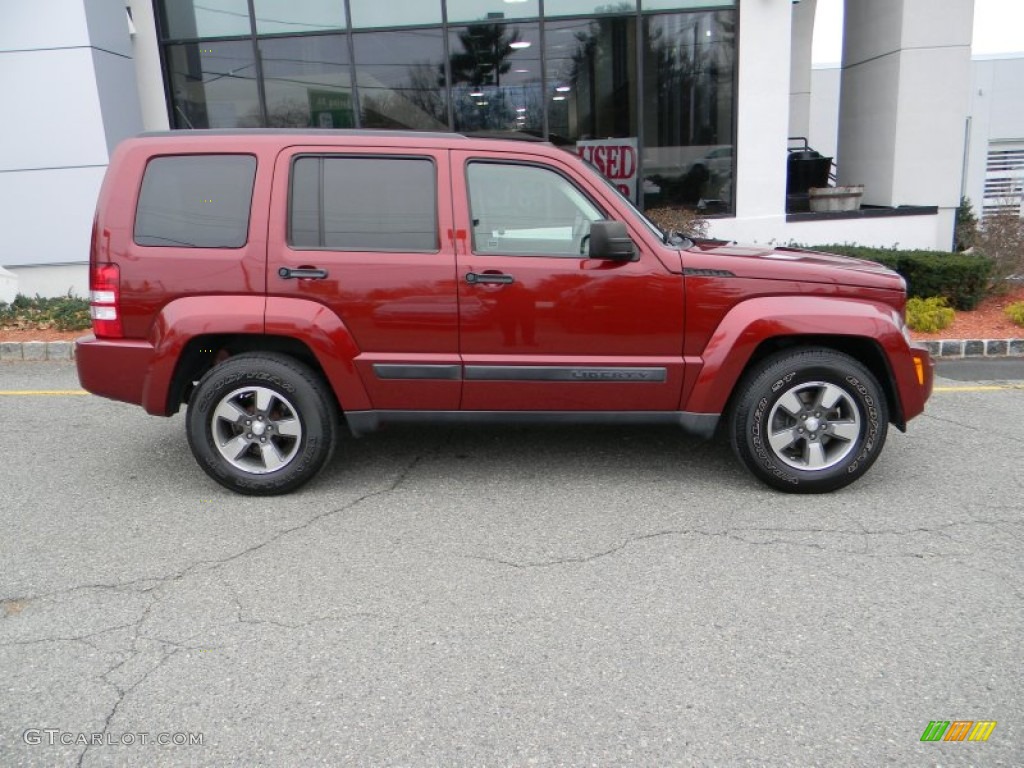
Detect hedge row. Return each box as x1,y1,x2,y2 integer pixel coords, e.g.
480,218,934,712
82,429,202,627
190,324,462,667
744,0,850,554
810,245,993,310
0,294,91,331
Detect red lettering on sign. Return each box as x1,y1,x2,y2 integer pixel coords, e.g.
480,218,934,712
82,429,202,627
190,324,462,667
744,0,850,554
577,141,637,186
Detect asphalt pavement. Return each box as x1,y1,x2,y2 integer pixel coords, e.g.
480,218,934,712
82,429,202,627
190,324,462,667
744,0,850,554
0,359,1021,767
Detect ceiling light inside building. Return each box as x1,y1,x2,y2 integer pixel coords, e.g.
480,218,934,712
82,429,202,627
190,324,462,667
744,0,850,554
509,41,531,50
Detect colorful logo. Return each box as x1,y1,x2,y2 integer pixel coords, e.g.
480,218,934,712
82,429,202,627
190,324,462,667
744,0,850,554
920,721,997,742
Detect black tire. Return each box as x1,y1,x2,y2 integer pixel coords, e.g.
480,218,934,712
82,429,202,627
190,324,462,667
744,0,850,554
186,353,338,495
729,348,889,493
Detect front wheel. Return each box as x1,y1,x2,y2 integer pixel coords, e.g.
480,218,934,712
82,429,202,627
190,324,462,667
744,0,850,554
729,348,889,493
186,353,338,495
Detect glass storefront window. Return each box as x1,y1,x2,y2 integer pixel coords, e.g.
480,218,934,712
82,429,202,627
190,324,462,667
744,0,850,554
352,29,448,130
544,17,637,144
545,1,637,17
448,22,542,133
252,0,347,35
155,0,737,213
260,36,353,128
166,41,263,128
161,0,251,39
641,11,735,212
446,0,540,23
348,0,442,29
641,1,734,10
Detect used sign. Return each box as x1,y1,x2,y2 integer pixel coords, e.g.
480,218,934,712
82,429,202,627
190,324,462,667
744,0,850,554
576,138,638,202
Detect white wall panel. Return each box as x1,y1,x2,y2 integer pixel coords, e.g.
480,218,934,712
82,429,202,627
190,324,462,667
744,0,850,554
0,167,105,268
0,0,91,51
0,48,110,171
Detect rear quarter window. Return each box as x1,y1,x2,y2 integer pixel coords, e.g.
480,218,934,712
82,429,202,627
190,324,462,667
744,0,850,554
134,154,257,248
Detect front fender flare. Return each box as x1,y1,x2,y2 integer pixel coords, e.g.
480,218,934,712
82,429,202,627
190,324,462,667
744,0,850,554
683,296,910,416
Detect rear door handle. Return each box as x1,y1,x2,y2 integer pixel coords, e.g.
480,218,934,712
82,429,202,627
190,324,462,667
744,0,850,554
278,267,328,280
466,272,514,285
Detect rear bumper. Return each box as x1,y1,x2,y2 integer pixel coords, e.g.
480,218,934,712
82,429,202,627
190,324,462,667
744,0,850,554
75,335,163,413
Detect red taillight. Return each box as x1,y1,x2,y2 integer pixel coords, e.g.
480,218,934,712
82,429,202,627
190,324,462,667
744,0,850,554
90,263,122,338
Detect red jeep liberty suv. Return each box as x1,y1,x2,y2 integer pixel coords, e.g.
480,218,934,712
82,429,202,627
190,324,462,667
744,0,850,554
76,130,934,495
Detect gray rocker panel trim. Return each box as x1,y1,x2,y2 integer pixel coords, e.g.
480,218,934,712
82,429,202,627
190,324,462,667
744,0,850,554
373,364,461,380
344,410,719,439
463,365,668,382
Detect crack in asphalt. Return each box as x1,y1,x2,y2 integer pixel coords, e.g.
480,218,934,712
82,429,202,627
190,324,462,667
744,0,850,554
214,572,385,634
78,645,183,768
2,455,427,767
921,411,1021,442
0,621,139,651
461,518,1024,571
1,453,426,609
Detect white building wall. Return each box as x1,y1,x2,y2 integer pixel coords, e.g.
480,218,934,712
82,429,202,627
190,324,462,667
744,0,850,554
0,268,16,304
836,0,972,214
128,0,171,131
812,54,1024,225
721,0,792,236
0,0,142,297
788,0,817,140
711,212,951,251
808,66,840,162
715,0,961,251
965,55,1024,215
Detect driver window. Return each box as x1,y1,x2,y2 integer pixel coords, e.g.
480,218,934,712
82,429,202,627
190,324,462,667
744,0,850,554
466,162,604,257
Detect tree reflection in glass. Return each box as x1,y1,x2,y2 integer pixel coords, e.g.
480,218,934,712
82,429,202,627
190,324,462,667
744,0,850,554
447,23,542,134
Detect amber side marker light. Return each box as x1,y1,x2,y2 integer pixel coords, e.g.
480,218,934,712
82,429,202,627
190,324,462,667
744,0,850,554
914,356,925,386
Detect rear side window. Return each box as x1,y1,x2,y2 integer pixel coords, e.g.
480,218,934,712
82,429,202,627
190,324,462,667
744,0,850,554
289,156,437,251
134,155,256,248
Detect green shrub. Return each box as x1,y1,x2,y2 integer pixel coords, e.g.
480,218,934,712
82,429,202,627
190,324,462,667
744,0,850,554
906,297,955,333
954,196,979,251
810,245,993,310
0,293,91,331
1007,301,1024,328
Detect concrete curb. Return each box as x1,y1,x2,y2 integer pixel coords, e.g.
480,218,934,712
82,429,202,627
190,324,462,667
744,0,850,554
1,341,76,361
916,339,1024,358
1,339,1024,361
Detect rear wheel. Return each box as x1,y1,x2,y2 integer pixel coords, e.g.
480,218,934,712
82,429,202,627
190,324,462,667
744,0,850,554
186,353,337,495
729,348,889,493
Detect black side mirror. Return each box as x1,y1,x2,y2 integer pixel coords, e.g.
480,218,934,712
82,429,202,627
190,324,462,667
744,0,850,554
588,220,636,261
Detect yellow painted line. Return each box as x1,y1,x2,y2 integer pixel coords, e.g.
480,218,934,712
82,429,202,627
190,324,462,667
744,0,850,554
934,384,1024,392
0,390,90,396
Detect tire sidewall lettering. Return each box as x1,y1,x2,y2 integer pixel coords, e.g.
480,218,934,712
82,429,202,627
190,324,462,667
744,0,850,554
750,374,799,485
843,375,878,474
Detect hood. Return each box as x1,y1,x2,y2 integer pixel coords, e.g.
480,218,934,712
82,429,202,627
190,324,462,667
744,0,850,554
687,242,905,292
